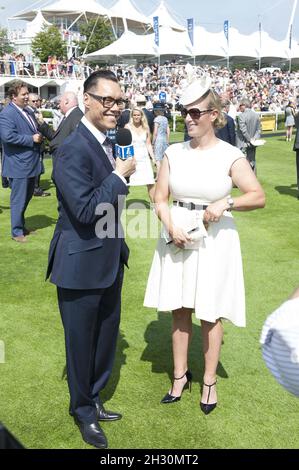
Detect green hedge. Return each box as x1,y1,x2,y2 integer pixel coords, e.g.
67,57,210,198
169,115,185,133
41,110,53,118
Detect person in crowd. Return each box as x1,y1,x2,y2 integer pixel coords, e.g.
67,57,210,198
144,76,265,414
125,107,156,202
38,91,83,157
152,105,170,177
46,70,136,449
27,93,51,197
135,94,154,135
236,99,261,174
284,100,296,142
0,99,9,189
215,99,236,145
260,285,299,397
0,80,42,242
117,98,130,129
293,112,299,199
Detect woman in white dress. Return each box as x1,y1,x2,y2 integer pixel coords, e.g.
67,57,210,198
144,76,265,414
125,108,156,202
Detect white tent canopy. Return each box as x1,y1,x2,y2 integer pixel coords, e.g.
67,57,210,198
156,26,193,56
85,26,194,61
110,0,150,26
149,1,185,32
10,0,110,21
85,30,156,60
24,10,51,38
193,27,227,59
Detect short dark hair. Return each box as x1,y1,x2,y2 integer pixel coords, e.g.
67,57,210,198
83,70,118,93
8,80,28,100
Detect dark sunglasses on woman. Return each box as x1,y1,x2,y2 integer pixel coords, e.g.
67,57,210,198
180,108,214,119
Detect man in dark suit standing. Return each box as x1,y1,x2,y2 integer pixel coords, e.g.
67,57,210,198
38,91,83,156
46,70,136,449
0,81,42,242
215,99,236,145
27,93,51,197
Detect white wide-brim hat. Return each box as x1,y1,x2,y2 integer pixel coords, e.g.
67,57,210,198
179,75,212,106
260,297,299,397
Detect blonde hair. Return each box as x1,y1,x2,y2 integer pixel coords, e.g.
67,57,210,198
201,89,227,129
129,107,150,133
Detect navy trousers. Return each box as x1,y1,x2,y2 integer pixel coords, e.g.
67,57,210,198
57,264,124,424
9,177,35,237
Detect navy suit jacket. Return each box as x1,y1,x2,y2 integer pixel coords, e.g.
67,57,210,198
47,122,129,290
215,113,236,146
0,102,41,178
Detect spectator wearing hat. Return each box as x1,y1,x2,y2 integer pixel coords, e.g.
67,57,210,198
144,75,265,414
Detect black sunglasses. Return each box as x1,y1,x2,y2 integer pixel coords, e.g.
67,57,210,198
181,108,214,119
87,92,125,108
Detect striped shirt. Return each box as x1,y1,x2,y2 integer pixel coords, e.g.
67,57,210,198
260,297,299,397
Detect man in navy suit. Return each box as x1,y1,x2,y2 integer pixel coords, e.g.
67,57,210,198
215,99,236,146
0,81,42,242
46,70,135,449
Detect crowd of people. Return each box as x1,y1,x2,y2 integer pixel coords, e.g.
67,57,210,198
103,63,299,115
0,52,91,80
0,63,297,450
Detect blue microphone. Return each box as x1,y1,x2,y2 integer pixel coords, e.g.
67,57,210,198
115,128,134,159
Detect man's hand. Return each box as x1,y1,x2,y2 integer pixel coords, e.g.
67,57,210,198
33,133,43,144
115,157,136,178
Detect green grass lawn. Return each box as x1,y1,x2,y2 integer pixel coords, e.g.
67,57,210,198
1,135,299,449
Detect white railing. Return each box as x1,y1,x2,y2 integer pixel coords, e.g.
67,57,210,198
0,60,93,81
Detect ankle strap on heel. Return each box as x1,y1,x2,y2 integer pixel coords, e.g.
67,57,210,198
203,381,217,404
174,371,188,380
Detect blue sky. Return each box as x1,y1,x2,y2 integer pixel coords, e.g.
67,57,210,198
0,0,296,41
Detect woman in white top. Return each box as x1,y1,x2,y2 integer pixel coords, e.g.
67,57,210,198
125,108,156,202
144,76,265,414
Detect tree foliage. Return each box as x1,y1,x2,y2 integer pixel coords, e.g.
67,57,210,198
31,25,67,62
76,18,114,55
0,27,13,55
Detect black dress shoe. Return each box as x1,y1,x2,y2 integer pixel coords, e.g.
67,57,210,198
74,417,108,449
95,402,122,421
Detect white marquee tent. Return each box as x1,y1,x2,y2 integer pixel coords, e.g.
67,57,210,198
85,30,156,61
24,10,51,38
10,0,110,21
85,26,194,61
149,1,185,32
9,0,299,64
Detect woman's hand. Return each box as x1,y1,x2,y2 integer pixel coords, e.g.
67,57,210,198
169,226,192,249
203,199,228,224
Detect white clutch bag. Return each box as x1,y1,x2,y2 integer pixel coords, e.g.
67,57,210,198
161,206,207,250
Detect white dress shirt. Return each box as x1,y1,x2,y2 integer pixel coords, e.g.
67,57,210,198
81,116,126,185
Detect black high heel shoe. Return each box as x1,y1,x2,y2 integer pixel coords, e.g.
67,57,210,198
200,380,217,415
161,370,192,404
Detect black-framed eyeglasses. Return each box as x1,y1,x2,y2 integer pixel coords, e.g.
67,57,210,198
87,92,125,108
180,108,214,120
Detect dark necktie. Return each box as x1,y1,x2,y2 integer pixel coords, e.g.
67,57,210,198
24,109,37,132
103,137,116,169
